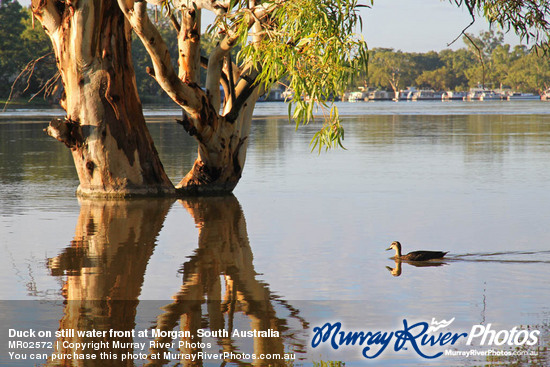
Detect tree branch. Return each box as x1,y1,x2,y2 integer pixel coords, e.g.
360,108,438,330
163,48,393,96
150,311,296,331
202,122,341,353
223,1,267,122
168,7,181,32
31,0,62,35
204,22,245,111
44,118,83,149
225,84,257,123
201,56,231,108
117,0,203,113
205,1,271,113
225,67,260,123
226,54,237,107
173,0,230,15
2,53,55,112
30,72,61,102
463,32,486,88
447,3,476,48
205,45,227,112
178,6,201,83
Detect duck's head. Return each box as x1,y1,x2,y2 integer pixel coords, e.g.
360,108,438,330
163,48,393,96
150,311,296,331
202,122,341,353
385,241,402,252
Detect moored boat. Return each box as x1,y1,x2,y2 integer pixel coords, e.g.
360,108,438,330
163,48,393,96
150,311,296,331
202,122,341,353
367,90,391,101
347,91,365,102
397,87,417,101
464,88,484,101
506,92,540,101
442,91,467,101
479,90,502,101
412,89,443,101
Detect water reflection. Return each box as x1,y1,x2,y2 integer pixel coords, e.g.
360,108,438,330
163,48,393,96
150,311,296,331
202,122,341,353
386,249,550,277
46,196,306,366
385,260,447,277
47,199,173,365
148,196,307,366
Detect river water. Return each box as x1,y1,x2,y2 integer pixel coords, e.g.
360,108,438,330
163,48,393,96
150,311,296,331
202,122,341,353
1,101,549,366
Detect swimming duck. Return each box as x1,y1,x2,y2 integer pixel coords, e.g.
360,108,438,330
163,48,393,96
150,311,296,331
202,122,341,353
386,241,447,261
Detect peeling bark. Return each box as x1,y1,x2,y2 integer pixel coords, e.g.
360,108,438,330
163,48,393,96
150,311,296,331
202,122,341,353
175,91,257,195
44,118,83,148
117,0,273,194
178,7,201,84
32,0,175,197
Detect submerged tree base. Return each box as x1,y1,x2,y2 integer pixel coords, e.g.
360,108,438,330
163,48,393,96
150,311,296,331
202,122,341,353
74,155,240,198
174,160,240,196
75,187,234,198
174,183,237,197
76,185,176,198
75,181,237,198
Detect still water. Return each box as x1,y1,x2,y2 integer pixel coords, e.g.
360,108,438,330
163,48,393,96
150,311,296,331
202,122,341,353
1,101,550,366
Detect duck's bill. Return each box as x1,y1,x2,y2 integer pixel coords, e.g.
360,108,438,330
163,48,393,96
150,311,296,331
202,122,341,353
385,247,392,251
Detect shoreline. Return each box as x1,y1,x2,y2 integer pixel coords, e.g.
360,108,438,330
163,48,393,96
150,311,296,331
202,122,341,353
1,100,549,122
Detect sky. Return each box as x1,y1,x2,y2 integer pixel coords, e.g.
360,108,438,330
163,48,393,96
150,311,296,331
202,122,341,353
17,0,527,53
360,0,526,52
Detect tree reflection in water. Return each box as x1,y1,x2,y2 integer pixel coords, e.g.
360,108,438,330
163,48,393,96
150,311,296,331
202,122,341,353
47,196,307,366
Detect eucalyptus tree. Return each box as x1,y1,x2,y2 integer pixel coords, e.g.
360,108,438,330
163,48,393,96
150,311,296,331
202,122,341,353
30,0,366,196
459,30,503,87
118,0,367,193
506,49,550,92
439,48,476,90
368,49,414,99
451,0,550,89
451,0,550,49
27,0,550,197
31,0,176,197
415,68,452,91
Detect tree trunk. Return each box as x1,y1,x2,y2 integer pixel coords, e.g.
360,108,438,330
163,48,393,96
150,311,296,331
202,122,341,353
33,0,175,197
117,1,264,196
175,98,257,195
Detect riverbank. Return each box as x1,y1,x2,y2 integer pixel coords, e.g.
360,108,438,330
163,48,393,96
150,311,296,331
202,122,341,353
2,100,550,122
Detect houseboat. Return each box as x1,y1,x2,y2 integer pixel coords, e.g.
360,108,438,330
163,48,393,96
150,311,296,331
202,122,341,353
412,89,443,101
442,91,467,101
397,87,417,101
348,91,366,102
464,88,486,101
479,90,502,101
506,92,541,100
367,90,391,101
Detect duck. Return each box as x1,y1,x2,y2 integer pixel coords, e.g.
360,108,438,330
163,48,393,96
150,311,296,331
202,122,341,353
386,241,447,261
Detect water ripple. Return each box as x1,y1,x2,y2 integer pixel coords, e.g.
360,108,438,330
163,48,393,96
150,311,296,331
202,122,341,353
447,250,550,264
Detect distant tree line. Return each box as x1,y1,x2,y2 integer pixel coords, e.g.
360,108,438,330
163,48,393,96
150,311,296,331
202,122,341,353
2,0,549,105
366,30,550,95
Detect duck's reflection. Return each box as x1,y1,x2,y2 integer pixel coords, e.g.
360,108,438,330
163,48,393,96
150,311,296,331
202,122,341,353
386,259,447,277
47,196,306,366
